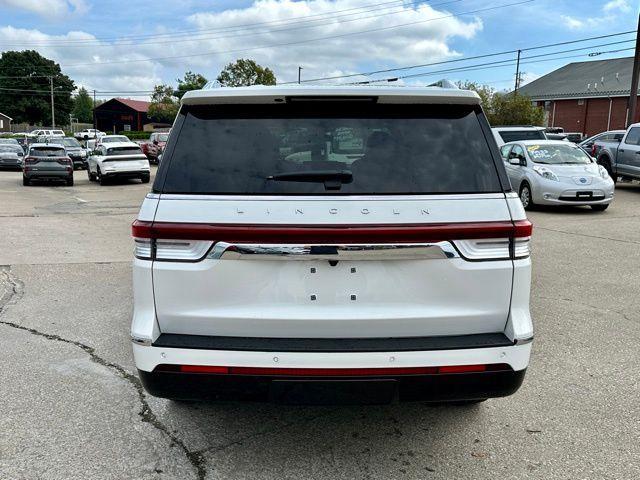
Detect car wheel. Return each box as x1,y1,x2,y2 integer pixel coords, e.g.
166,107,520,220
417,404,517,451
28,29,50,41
22,176,30,186
519,182,534,210
66,177,74,187
591,204,609,212
141,174,150,184
98,168,108,186
87,168,95,181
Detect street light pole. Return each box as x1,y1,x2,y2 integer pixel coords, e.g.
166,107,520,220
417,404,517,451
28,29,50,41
298,66,303,84
514,49,521,94
49,76,55,127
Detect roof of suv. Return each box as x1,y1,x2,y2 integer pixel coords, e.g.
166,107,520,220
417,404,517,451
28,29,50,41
505,140,582,146
181,85,481,105
492,126,546,131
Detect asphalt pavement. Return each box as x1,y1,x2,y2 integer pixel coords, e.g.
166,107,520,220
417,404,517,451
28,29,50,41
0,168,638,479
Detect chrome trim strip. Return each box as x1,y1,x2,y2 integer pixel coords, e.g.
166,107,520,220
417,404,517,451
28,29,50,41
159,193,508,201
207,242,459,261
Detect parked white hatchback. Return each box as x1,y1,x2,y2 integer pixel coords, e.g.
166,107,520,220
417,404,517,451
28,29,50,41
500,140,615,211
131,85,533,404
88,142,150,185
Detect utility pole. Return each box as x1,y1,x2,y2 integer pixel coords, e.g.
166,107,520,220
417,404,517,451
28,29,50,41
514,49,521,94
298,66,303,84
626,13,640,126
49,76,55,127
93,89,97,131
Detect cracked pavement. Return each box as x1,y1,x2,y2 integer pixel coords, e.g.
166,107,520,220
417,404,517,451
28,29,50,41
0,168,639,479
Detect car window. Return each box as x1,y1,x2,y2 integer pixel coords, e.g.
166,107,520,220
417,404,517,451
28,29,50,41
624,127,640,145
509,145,525,160
102,136,129,143
525,144,591,164
499,130,546,143
62,138,81,148
106,146,142,156
29,147,65,157
500,145,512,159
160,103,504,195
613,133,624,141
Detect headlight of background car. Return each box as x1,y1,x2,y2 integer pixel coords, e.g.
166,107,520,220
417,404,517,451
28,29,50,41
533,165,559,182
597,164,609,179
80,150,87,158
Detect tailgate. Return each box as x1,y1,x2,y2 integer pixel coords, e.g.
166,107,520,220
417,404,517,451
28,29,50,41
147,195,517,338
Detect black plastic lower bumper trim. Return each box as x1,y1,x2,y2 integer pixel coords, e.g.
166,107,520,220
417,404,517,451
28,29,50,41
138,368,526,404
152,332,514,353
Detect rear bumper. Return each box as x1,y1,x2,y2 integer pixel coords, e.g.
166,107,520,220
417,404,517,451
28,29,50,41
24,171,71,179
138,367,526,403
133,339,531,403
102,170,149,179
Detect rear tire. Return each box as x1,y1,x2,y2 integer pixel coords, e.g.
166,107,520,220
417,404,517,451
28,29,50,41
98,167,108,186
88,168,96,181
22,176,30,186
519,182,534,210
141,174,150,184
66,177,74,187
591,204,609,212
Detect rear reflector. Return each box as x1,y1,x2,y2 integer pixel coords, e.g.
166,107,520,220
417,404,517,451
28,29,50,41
132,220,533,244
155,363,511,376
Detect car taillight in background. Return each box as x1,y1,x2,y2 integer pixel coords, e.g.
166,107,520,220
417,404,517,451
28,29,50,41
56,157,71,165
23,157,39,164
131,220,533,262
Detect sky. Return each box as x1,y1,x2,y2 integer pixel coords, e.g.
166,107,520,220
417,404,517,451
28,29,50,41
0,0,637,100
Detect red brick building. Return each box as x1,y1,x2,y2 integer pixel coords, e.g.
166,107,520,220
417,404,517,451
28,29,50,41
518,57,640,137
94,98,151,133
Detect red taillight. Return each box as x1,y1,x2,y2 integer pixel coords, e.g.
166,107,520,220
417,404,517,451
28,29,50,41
155,363,512,376
24,156,38,164
131,220,532,244
513,219,533,238
56,157,71,165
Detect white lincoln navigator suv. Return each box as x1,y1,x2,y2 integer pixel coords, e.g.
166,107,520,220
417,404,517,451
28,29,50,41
131,86,533,404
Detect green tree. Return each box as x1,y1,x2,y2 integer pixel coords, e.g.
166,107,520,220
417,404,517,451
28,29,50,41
488,92,544,126
148,84,179,123
72,87,93,123
456,81,494,113
0,50,75,126
216,59,276,87
457,80,543,126
175,71,208,99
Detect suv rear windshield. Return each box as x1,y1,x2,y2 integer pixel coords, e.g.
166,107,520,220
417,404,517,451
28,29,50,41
107,146,141,156
159,103,503,195
498,130,546,143
30,147,65,157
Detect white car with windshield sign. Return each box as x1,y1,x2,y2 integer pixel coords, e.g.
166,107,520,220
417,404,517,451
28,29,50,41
87,142,150,185
500,140,614,211
131,85,533,404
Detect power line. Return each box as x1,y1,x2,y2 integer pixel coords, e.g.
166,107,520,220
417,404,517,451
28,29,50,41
0,0,416,46
44,0,534,68
281,29,638,84
353,47,636,84
1,45,634,96
0,0,460,48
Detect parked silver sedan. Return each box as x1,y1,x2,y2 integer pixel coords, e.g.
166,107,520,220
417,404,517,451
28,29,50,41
500,140,615,211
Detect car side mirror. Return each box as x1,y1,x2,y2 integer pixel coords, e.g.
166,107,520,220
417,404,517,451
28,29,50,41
519,156,527,166
153,140,159,145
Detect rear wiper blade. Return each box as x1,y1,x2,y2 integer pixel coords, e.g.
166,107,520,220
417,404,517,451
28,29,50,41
267,170,353,190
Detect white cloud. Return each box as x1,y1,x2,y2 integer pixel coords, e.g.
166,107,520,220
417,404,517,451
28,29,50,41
560,15,599,30
0,0,88,17
0,0,484,94
603,0,631,13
